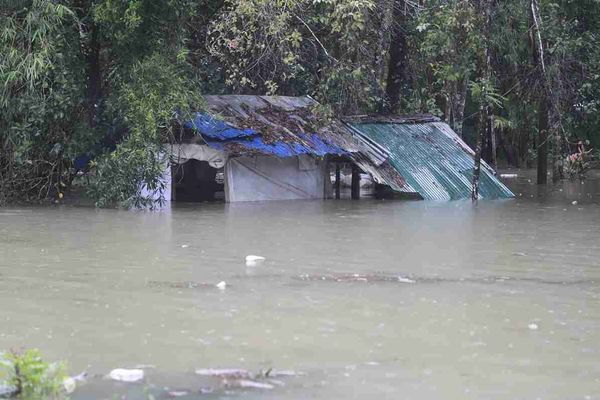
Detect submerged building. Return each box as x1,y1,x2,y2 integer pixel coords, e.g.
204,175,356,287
160,95,512,203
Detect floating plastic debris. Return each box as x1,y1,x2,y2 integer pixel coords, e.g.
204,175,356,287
245,255,266,267
233,379,275,390
63,377,76,394
108,368,144,382
167,390,189,397
63,371,87,394
181,244,190,248
267,370,305,377
216,281,227,290
572,201,578,205
398,276,416,283
246,255,265,262
195,368,251,379
147,280,214,290
528,323,539,331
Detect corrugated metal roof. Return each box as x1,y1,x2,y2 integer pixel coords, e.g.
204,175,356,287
185,95,511,201
347,121,514,200
185,95,411,192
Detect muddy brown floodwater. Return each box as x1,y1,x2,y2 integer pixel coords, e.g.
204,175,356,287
1,170,600,399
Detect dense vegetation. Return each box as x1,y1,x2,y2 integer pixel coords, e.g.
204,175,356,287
1,0,599,206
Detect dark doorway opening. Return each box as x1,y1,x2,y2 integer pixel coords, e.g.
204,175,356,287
172,160,225,202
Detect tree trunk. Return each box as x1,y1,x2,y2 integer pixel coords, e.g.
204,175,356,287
452,79,468,137
489,113,497,171
529,0,561,185
552,123,564,183
384,0,407,114
537,98,549,184
472,107,486,200
471,0,493,200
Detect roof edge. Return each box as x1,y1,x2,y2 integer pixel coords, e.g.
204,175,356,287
342,114,440,124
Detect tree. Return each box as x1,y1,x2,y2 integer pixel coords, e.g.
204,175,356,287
471,0,495,200
1,0,202,207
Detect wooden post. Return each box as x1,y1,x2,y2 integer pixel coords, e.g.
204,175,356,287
335,163,341,199
351,164,360,200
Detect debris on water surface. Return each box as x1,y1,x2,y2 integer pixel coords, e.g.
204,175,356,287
147,280,218,290
63,378,76,394
63,371,87,394
195,368,252,379
295,273,414,284
181,244,190,248
572,200,578,205
265,370,305,377
216,281,227,290
195,368,302,391
528,323,539,331
108,368,144,382
226,379,274,390
167,390,189,397
245,255,266,266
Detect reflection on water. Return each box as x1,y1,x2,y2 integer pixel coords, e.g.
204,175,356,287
1,170,600,399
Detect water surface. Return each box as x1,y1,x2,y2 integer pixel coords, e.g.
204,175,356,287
1,171,600,399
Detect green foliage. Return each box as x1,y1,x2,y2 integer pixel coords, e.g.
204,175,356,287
207,0,387,113
0,0,85,204
1,349,67,400
89,53,203,208
3,0,600,207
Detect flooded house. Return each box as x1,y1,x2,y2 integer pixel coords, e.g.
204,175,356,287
161,95,512,203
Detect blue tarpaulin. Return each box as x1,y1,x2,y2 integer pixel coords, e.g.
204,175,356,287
186,112,347,157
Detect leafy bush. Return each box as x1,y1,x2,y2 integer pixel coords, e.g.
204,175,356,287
0,349,67,400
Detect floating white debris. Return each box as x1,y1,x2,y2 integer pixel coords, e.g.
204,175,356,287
167,390,189,397
572,201,578,205
268,370,305,377
181,244,190,248
398,276,416,284
234,379,275,390
528,323,539,331
245,255,265,262
246,255,266,267
108,368,144,382
63,378,76,394
63,371,87,393
216,281,227,290
500,174,518,178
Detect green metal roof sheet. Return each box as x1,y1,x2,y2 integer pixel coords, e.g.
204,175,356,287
347,121,514,200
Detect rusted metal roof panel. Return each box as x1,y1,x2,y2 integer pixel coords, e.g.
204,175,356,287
347,121,514,200
185,95,413,193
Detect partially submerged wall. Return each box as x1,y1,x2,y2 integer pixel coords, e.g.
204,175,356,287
225,155,327,202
